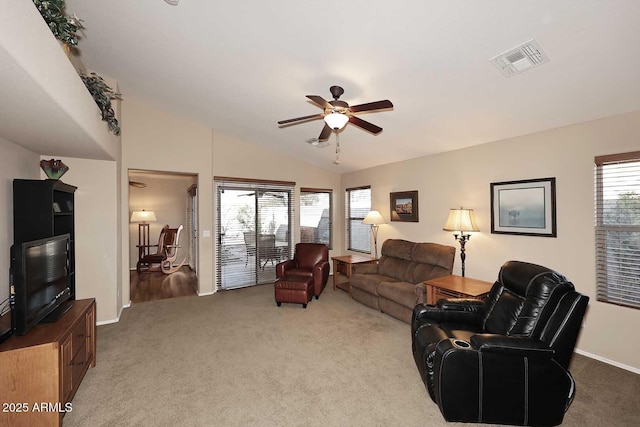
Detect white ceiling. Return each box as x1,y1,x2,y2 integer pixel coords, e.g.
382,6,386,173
64,0,640,173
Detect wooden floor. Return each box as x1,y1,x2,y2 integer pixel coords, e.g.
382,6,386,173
130,266,198,304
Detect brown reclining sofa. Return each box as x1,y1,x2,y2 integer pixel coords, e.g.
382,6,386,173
350,239,455,323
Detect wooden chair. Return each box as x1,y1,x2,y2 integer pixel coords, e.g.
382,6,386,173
136,225,186,274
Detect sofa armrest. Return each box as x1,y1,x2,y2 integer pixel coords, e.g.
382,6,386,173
275,259,296,278
412,303,481,333
470,334,555,358
437,298,485,312
313,260,330,279
352,263,378,274
415,282,428,304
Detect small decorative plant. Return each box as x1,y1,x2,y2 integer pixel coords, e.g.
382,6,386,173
32,0,84,46
80,73,122,136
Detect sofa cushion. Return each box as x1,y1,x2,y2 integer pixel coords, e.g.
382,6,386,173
381,239,414,260
351,274,397,296
378,281,419,307
412,243,456,269
377,256,412,281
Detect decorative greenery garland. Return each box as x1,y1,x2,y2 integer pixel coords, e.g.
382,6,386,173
32,0,84,46
33,1,122,135
80,73,122,136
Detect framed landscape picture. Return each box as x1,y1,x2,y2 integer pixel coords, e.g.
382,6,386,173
490,177,556,237
390,191,419,222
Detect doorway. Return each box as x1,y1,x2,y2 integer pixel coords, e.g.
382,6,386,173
128,170,198,303
215,179,294,290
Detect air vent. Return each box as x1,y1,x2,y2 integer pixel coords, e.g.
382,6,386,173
490,39,550,77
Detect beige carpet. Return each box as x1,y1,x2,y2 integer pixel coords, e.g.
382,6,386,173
64,283,640,427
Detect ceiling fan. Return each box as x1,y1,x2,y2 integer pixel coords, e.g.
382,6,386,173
278,86,393,142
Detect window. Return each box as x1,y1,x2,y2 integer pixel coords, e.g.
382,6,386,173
595,152,640,309
300,188,332,249
346,186,371,253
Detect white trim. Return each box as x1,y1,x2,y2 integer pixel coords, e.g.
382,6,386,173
97,318,118,326
198,290,215,297
96,301,131,326
575,349,640,375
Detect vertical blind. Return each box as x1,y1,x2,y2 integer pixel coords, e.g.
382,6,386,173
346,186,371,253
595,152,640,309
300,188,332,248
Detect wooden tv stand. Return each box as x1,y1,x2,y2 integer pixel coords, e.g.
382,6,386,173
0,298,96,427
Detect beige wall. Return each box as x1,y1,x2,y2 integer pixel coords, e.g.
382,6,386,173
210,129,342,252
342,111,640,371
128,173,196,269
0,138,40,305
121,99,213,300
121,99,341,304
42,157,120,323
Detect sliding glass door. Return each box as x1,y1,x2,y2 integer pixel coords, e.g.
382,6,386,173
215,179,293,290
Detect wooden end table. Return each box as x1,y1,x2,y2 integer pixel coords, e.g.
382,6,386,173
331,254,378,294
423,275,493,305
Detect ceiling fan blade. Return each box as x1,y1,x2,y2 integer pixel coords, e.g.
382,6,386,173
349,100,394,113
278,113,323,125
306,95,332,109
318,123,332,141
349,116,383,135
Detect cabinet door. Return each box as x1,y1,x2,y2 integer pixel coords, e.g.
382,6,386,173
61,334,73,402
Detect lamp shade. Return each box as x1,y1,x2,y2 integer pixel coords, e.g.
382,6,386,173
443,208,479,232
130,210,157,223
324,112,349,130
363,210,385,225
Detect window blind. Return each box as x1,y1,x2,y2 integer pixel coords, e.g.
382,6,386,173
595,152,640,309
300,188,332,248
346,186,371,253
215,178,295,290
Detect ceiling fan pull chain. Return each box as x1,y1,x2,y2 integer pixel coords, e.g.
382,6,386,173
334,132,341,164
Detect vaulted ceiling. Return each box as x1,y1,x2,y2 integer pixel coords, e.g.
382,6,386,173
64,0,640,173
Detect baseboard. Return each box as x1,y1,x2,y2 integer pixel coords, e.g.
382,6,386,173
576,348,640,375
198,290,215,297
97,318,119,326
96,301,130,326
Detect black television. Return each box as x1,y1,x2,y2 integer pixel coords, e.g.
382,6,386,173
10,234,72,335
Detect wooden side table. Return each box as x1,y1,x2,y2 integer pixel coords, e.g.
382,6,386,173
331,254,378,293
423,275,493,305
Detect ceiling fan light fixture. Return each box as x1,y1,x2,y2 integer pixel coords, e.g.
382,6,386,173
324,112,349,130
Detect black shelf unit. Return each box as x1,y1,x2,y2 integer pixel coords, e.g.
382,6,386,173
13,179,77,298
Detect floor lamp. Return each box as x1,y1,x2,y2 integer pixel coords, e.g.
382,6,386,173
130,210,157,260
363,210,385,259
443,207,479,277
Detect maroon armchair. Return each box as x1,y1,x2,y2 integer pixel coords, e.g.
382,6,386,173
276,243,330,299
